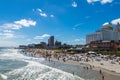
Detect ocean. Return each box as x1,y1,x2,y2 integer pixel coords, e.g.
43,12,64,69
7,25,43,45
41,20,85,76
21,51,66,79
0,48,100,80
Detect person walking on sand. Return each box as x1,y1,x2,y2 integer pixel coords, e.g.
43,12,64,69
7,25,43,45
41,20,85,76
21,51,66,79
100,69,102,74
90,65,92,69
86,67,89,70
102,75,104,80
63,58,66,62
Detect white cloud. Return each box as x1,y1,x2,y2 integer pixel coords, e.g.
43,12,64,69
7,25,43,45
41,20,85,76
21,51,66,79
74,38,85,42
102,18,120,25
37,8,54,18
4,33,15,38
2,23,22,30
36,8,48,17
0,33,15,39
0,40,18,47
37,8,42,12
74,23,83,27
0,19,36,30
87,0,113,4
66,38,86,45
73,23,84,30
87,0,100,3
111,18,120,25
3,30,13,33
50,15,54,18
40,13,47,17
14,19,36,27
102,22,109,25
75,39,80,41
101,0,113,4
72,1,77,7
34,34,50,40
0,31,25,40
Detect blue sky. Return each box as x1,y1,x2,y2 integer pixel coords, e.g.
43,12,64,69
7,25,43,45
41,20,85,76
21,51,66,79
0,0,120,47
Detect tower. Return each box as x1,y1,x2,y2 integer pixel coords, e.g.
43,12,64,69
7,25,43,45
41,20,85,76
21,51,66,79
48,36,54,47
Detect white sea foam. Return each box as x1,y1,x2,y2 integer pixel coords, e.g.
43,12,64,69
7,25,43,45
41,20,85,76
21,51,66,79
6,60,84,80
0,73,7,79
0,49,45,62
1,49,84,80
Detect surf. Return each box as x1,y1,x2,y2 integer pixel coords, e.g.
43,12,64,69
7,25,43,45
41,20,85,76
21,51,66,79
0,49,84,80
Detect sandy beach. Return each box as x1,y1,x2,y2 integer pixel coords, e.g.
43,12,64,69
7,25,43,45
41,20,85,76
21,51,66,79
22,49,120,80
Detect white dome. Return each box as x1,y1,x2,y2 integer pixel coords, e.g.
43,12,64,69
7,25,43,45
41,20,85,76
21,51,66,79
101,22,113,30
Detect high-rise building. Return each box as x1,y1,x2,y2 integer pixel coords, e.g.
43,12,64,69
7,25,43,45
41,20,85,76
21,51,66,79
48,36,54,47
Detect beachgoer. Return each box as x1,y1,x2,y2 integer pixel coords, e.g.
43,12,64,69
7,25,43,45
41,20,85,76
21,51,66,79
90,65,92,69
48,57,50,62
63,58,66,62
100,69,102,74
86,67,88,70
83,66,85,69
102,75,104,80
73,72,74,76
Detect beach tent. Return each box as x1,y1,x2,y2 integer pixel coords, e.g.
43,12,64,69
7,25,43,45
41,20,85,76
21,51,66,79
88,51,96,54
87,51,97,57
95,57,101,61
111,60,116,64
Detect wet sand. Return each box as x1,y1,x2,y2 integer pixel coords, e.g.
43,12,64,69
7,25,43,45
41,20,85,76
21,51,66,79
48,57,120,80
22,49,120,80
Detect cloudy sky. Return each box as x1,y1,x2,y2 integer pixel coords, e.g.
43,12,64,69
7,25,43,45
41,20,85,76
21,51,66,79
0,0,120,47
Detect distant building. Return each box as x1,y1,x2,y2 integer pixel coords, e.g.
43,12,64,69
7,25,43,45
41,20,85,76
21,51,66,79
28,44,35,48
34,44,42,48
19,45,27,49
86,23,120,44
40,42,47,48
48,36,54,47
55,40,61,48
60,43,73,49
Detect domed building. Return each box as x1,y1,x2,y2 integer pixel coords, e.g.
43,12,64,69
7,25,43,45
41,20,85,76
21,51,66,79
101,22,113,30
86,22,120,44
86,22,120,51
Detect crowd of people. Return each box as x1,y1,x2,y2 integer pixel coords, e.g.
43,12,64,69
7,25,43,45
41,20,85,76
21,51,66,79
21,49,91,63
20,49,120,80
21,49,120,65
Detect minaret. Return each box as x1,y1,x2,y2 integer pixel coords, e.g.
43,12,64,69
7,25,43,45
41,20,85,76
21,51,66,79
117,22,120,25
114,22,120,32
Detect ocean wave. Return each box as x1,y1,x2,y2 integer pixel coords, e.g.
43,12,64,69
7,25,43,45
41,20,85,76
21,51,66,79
1,49,84,80
5,60,84,80
0,73,7,79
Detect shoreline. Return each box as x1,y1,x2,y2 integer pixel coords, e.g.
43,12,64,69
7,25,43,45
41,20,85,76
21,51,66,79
42,56,120,80
22,49,120,80
49,56,120,77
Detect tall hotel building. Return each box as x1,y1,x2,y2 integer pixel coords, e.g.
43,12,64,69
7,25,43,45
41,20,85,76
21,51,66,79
48,36,54,47
86,23,120,51
86,23,120,44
